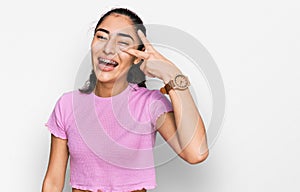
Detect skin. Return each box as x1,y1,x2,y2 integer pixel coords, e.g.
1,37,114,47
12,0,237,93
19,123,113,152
91,14,142,97
42,14,208,192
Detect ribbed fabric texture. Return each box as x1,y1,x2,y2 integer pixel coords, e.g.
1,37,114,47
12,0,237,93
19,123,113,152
45,83,173,192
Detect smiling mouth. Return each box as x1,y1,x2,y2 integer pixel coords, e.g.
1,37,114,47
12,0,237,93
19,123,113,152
98,57,119,67
97,57,119,72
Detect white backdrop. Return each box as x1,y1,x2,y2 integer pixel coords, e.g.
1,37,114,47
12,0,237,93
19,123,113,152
0,0,299,191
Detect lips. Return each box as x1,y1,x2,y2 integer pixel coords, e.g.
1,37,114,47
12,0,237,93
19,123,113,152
97,57,119,72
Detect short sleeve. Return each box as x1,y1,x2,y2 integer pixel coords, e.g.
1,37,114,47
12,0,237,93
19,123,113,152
44,94,68,139
149,90,173,127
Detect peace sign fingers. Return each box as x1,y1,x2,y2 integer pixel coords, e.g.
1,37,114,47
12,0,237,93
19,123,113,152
122,48,150,60
137,30,155,52
121,30,155,60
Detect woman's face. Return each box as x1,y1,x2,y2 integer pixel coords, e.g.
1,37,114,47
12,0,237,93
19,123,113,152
91,14,140,84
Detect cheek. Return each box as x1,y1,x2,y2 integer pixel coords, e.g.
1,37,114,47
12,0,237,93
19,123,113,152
91,41,104,54
118,53,135,66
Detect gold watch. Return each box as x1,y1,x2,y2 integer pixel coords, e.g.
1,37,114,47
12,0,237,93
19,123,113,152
160,74,190,94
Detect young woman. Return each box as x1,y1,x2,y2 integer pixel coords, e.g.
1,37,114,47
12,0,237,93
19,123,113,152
42,8,208,192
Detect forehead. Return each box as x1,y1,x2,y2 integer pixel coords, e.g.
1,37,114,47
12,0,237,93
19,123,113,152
97,14,137,35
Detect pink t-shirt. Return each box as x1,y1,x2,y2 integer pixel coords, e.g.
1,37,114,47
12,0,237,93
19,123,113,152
45,83,173,192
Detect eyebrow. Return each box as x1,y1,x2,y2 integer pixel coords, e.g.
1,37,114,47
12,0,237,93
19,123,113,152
96,28,109,34
95,28,134,41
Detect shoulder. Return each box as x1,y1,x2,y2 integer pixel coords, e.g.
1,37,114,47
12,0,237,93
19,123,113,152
130,84,166,98
60,90,74,99
129,84,171,104
57,90,76,104
54,89,87,111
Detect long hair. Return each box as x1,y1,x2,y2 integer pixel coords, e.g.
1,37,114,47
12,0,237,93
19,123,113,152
79,8,147,94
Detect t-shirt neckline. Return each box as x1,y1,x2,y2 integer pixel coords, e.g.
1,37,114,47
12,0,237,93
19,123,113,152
92,83,136,101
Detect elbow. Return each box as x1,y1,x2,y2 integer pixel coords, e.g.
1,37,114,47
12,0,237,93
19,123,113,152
189,151,209,164
188,150,209,164
181,149,209,165
42,177,64,192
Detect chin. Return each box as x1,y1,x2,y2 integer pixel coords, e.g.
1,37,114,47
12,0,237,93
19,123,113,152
95,69,129,84
94,72,114,83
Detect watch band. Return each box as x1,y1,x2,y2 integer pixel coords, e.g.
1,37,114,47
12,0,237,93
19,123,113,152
160,74,190,94
160,83,172,94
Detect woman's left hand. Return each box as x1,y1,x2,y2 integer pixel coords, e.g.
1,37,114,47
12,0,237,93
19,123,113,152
122,30,181,84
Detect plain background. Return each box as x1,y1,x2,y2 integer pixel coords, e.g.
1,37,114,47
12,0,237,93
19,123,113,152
0,0,299,191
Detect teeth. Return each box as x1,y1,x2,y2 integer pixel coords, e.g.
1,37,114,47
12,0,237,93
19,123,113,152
99,58,118,66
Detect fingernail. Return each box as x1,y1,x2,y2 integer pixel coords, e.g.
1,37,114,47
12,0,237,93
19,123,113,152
137,30,144,35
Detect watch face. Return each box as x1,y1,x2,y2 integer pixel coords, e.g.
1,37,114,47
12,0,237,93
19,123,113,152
174,74,189,89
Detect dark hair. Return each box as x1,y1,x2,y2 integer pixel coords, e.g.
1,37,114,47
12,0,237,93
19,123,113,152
79,8,147,94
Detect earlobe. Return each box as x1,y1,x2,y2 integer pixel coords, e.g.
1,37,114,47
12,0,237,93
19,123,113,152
133,47,145,64
133,57,141,64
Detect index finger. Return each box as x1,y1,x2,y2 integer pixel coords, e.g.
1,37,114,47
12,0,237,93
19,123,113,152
121,48,150,60
137,30,154,52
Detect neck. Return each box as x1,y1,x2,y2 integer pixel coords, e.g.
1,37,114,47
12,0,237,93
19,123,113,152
94,80,129,97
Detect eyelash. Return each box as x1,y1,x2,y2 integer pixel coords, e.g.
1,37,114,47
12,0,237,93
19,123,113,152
118,42,129,46
97,35,107,40
96,35,129,46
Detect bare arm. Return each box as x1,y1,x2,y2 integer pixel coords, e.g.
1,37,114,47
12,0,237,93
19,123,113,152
156,89,209,164
42,134,69,192
124,30,208,164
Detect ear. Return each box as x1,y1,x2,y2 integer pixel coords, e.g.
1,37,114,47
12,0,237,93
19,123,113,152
133,46,145,64
133,57,141,64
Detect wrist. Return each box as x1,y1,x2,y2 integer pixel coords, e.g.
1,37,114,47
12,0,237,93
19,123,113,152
160,73,191,94
162,68,182,84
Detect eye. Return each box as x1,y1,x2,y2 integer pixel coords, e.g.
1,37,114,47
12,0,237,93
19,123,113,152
97,35,107,40
118,41,129,46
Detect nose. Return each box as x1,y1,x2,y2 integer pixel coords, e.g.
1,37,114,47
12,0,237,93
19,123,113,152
103,38,117,55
